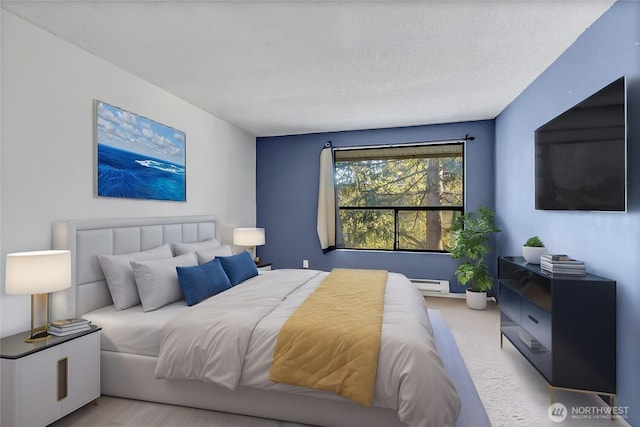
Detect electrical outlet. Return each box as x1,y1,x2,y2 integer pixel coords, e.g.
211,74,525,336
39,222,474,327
303,259,309,269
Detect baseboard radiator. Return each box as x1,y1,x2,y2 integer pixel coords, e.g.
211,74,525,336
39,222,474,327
410,278,450,295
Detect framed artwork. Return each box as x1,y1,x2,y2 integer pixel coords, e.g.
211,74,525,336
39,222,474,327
95,100,186,201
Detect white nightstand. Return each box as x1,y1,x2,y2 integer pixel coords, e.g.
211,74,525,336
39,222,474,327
1,326,101,427
257,262,272,272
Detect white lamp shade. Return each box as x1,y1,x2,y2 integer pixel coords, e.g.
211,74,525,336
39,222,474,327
233,228,265,246
5,250,71,295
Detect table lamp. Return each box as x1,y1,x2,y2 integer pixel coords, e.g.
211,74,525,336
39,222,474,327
233,228,265,264
5,250,71,343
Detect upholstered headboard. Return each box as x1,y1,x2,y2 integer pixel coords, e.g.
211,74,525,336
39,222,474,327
51,215,218,319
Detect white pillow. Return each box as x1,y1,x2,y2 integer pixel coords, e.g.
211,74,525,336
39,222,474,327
132,252,198,312
196,245,233,264
98,244,173,310
172,239,221,256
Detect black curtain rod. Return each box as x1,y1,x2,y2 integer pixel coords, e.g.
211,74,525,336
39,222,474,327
330,134,474,152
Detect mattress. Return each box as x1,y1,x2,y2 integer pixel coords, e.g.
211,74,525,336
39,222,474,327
83,300,188,357
83,271,273,356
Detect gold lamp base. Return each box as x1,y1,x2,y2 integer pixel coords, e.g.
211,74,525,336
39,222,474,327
25,294,51,343
26,327,50,343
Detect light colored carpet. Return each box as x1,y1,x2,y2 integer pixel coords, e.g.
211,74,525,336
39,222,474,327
425,297,627,427
51,297,628,427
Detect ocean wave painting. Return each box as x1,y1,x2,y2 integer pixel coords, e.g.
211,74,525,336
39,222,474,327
96,101,186,201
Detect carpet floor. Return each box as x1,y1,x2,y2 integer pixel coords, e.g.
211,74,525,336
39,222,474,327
425,296,627,427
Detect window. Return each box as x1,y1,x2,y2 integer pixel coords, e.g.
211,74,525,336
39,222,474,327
334,143,464,252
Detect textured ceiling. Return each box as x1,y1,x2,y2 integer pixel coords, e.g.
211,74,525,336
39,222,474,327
1,1,615,137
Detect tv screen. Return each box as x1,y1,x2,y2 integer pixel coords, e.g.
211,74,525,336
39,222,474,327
535,77,627,211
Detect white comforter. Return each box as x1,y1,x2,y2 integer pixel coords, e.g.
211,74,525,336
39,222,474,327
155,269,461,427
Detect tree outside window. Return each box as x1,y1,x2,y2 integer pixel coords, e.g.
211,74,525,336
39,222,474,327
334,143,463,251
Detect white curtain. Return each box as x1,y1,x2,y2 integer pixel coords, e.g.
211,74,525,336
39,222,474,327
317,147,336,251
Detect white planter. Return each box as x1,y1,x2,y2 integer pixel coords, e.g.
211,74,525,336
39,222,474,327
466,289,487,310
522,246,546,264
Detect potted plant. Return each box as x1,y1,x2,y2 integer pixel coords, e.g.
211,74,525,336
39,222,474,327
447,206,501,310
522,236,546,264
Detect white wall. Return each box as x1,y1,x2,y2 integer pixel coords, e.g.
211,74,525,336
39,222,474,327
0,12,257,337
0,7,3,337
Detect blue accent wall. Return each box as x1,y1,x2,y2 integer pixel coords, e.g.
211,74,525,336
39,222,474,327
257,120,495,292
495,1,640,423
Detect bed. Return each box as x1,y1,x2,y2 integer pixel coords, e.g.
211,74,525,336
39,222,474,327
51,215,462,427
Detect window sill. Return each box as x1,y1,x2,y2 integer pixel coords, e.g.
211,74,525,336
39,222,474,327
335,249,451,255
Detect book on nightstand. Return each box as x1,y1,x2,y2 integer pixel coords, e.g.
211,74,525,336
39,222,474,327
48,325,91,336
48,318,92,336
50,318,91,328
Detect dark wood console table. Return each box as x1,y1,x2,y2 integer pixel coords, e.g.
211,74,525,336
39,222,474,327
498,256,616,408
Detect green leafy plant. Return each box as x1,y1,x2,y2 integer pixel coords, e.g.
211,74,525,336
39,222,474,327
447,206,501,292
524,236,544,247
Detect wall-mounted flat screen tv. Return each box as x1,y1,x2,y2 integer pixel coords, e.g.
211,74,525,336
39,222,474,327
535,76,627,211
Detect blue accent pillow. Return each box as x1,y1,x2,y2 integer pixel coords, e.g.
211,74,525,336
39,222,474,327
217,251,258,286
176,258,232,306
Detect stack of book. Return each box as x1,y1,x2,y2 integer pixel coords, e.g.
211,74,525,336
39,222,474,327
540,254,586,275
48,318,91,336
518,329,543,351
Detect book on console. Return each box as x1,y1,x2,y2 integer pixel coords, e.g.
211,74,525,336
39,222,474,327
540,254,585,275
541,265,586,276
518,330,543,350
540,254,584,264
540,260,585,269
541,254,569,261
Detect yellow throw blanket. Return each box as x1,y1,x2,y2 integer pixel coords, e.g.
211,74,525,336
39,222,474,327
269,268,387,406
